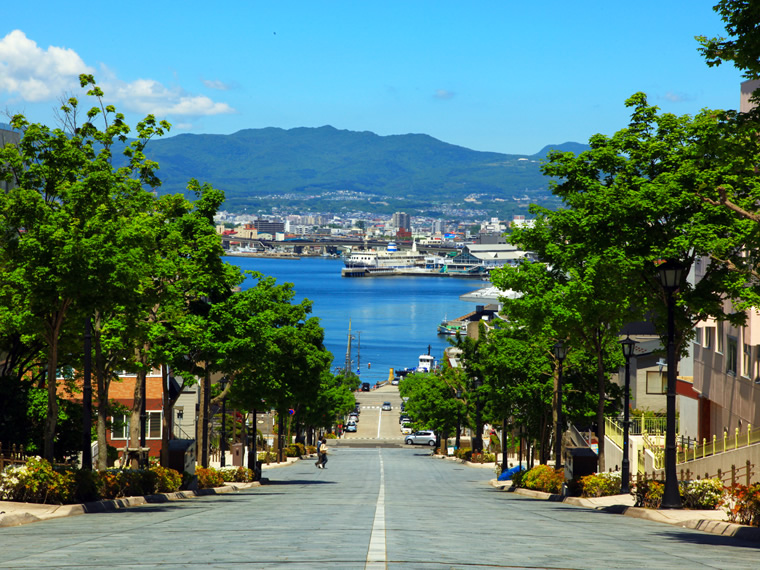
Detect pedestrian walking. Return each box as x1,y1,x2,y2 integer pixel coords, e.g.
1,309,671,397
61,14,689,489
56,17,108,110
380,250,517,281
315,438,322,468
318,437,328,468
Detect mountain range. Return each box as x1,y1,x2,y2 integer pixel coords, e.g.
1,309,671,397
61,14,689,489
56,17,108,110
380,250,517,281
3,121,590,217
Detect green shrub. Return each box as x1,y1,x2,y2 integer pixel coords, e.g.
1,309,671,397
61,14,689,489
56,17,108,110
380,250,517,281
150,466,182,494
0,457,74,504
633,478,664,508
511,469,525,488
726,483,760,525
681,478,724,510
219,467,255,482
257,451,277,463
520,465,565,494
579,472,622,498
195,467,225,489
72,468,102,503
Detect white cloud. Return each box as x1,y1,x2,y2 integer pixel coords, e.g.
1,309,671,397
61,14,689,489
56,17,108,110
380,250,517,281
109,79,235,116
202,78,233,91
0,30,236,117
662,91,693,103
433,89,455,100
0,30,93,101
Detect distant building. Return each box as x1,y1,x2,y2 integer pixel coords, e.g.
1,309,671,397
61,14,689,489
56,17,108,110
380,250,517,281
392,212,411,232
252,218,285,234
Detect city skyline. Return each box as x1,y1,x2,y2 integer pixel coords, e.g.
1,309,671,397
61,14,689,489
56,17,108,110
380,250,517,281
0,2,744,156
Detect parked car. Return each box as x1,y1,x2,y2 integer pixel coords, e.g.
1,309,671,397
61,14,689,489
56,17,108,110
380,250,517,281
391,377,399,385
405,430,436,446
382,401,392,411
345,423,357,432
361,382,370,392
399,414,411,424
348,412,359,422
401,425,413,435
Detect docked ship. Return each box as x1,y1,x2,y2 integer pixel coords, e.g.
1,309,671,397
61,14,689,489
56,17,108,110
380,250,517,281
343,241,426,269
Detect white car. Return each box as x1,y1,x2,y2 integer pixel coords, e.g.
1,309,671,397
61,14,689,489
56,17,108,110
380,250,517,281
405,430,436,446
382,402,392,411
401,425,412,435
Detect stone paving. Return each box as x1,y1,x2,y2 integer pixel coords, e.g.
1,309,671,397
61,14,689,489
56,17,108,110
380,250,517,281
1,449,759,569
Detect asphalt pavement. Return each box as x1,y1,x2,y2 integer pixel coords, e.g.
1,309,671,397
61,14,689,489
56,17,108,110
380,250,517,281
2,450,760,569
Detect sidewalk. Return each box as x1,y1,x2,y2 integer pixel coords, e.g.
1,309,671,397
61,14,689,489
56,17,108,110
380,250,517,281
0,456,311,528
492,480,760,543
0,481,260,528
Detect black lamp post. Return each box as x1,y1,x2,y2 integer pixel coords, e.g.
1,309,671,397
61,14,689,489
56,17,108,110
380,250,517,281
219,377,228,468
455,389,462,449
552,341,568,468
658,259,683,509
473,378,483,453
619,336,637,495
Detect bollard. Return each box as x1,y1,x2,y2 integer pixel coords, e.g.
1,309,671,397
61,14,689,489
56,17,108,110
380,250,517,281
732,464,737,488
736,427,740,450
748,424,752,448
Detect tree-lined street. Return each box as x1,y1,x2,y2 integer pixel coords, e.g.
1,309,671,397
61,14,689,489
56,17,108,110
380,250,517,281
2,449,759,568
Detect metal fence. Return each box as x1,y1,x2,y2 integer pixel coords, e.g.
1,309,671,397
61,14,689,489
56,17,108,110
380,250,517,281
677,423,760,464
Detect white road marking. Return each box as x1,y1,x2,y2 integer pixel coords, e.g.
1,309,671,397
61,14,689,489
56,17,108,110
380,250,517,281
365,452,386,569
376,409,382,438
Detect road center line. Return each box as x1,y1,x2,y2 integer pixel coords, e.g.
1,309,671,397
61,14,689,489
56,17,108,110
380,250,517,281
376,408,382,438
365,452,386,570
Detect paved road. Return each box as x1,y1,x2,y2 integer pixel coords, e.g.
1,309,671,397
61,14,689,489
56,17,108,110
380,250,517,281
345,384,405,441
2,448,759,568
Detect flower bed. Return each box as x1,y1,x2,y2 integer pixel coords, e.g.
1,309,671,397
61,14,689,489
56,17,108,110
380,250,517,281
0,457,184,504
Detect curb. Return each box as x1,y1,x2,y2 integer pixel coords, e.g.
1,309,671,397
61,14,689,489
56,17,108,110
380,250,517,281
0,481,260,528
508,487,760,542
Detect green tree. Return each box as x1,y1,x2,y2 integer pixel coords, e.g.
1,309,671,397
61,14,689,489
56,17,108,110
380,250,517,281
0,75,169,461
697,1,760,81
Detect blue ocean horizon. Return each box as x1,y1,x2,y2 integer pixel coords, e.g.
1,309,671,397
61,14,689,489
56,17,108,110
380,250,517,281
225,256,487,383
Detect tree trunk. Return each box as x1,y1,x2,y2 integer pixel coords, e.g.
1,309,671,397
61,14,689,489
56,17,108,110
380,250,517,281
198,365,210,468
93,312,110,470
44,345,59,462
129,367,146,469
596,349,607,472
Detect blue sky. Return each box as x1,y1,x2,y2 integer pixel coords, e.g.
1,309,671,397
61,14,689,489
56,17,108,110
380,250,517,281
0,1,744,155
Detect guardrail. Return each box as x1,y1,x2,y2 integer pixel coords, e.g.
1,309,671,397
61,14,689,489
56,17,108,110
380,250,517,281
677,423,760,464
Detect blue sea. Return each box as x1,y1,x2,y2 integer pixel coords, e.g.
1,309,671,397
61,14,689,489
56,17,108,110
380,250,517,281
225,256,486,384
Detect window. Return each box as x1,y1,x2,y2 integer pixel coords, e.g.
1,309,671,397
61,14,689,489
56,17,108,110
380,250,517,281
646,371,666,394
694,328,703,346
704,327,715,349
111,412,162,440
717,321,724,353
743,344,752,378
727,337,738,375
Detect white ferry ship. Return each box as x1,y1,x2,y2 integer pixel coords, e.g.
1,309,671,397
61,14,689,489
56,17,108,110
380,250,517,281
343,241,426,269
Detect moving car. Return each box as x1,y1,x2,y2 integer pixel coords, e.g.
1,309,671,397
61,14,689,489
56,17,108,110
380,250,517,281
405,430,436,446
391,377,399,385
382,402,392,411
361,382,370,392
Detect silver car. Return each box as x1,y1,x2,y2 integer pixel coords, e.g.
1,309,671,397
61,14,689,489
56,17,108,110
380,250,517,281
382,402,392,411
404,430,436,446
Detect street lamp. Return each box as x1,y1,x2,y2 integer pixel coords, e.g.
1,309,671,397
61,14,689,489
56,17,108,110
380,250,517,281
473,378,483,453
619,336,637,495
658,259,683,509
552,341,568,468
455,389,462,449
219,377,229,468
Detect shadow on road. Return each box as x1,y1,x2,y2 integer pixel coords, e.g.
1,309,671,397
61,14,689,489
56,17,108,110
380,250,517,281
264,479,338,486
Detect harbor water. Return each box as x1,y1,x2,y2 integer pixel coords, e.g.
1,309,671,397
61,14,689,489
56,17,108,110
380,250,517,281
226,256,487,384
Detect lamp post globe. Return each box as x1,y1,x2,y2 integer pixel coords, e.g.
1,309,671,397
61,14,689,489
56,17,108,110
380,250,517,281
657,260,683,509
